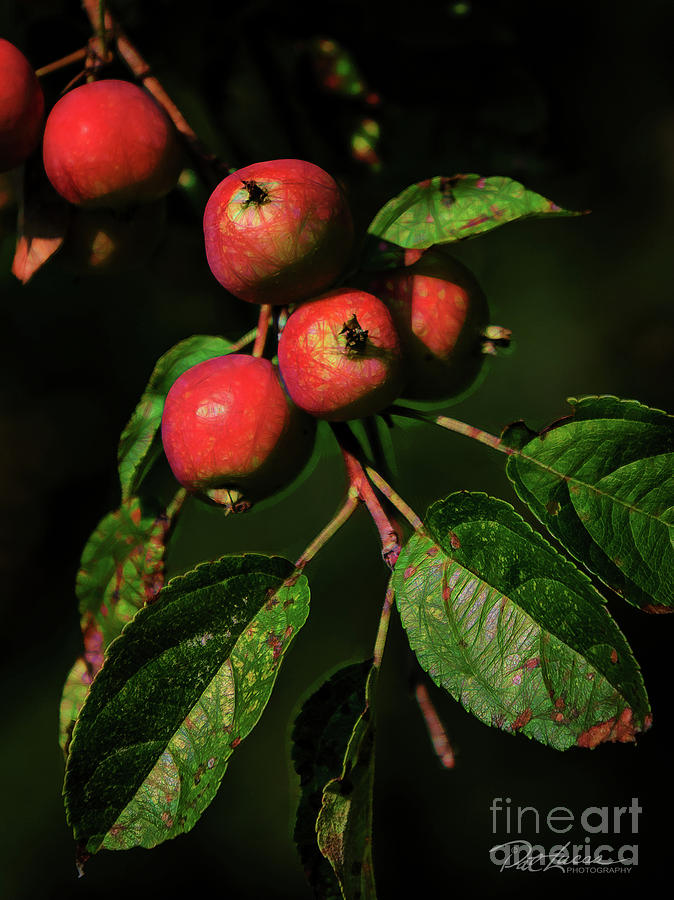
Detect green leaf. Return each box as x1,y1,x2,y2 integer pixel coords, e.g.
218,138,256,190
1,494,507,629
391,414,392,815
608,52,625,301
59,494,184,756
504,396,674,612
367,174,579,249
292,661,373,900
64,553,309,858
59,619,102,757
118,335,235,499
393,492,651,751
316,665,378,900
76,495,181,645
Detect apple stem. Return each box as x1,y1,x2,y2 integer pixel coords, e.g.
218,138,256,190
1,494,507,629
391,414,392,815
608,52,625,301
364,464,425,533
389,405,514,456
293,486,360,571
252,305,272,358
242,179,271,207
80,0,229,188
35,47,88,78
373,585,394,668
340,446,401,569
229,327,258,352
414,682,456,769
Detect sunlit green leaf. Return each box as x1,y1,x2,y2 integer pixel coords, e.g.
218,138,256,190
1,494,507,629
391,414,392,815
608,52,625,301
394,492,651,751
367,174,579,249
118,335,235,499
64,554,309,858
505,396,674,611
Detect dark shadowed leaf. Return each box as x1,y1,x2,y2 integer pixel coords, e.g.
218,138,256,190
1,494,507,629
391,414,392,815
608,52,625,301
118,335,235,499
59,493,185,755
64,554,309,858
504,396,674,612
393,492,650,751
315,665,377,900
11,163,68,283
292,660,373,900
367,174,579,249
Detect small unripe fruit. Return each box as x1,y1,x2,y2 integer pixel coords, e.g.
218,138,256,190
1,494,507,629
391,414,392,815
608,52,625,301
161,354,315,511
278,288,403,421
203,159,354,305
0,39,44,172
42,79,182,209
366,249,490,402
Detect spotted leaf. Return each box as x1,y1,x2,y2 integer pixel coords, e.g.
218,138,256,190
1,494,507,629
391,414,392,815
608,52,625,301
367,174,580,249
59,493,184,756
393,492,650,751
64,554,309,859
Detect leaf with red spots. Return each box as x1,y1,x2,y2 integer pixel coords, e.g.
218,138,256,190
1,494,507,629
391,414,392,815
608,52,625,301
118,334,236,500
367,174,580,250
59,492,184,756
64,554,309,859
292,660,377,900
504,396,674,611
393,492,650,751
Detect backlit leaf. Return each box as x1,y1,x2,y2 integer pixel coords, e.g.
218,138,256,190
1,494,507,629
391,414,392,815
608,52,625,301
64,554,309,859
393,492,651,751
504,396,674,612
367,174,579,249
118,335,235,499
59,493,184,755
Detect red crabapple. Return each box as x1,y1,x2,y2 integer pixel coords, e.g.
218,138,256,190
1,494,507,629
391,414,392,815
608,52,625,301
42,79,182,209
161,354,315,511
365,248,492,402
0,39,44,173
277,288,404,420
203,159,354,305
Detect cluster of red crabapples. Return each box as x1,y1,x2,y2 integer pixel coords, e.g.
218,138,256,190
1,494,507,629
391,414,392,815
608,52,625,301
162,157,499,512
0,41,501,511
1,40,181,270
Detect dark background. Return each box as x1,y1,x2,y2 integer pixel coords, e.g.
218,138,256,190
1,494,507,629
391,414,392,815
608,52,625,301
1,0,673,897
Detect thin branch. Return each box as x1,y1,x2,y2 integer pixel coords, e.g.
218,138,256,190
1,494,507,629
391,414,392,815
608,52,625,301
293,487,360,571
364,465,424,533
389,405,512,456
415,682,455,769
252,305,272,358
80,0,227,188
229,327,258,353
35,47,88,78
340,445,401,568
373,586,394,668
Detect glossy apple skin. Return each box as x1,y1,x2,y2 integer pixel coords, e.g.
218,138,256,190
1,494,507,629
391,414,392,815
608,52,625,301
161,354,316,504
203,159,354,305
0,39,44,172
42,79,182,209
365,249,489,401
278,288,403,421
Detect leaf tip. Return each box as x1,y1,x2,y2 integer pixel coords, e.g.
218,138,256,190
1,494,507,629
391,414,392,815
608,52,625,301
576,707,649,749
